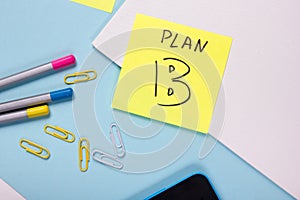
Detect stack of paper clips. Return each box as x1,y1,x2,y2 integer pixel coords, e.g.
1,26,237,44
19,122,126,172
19,125,76,160
78,122,127,172
92,123,126,170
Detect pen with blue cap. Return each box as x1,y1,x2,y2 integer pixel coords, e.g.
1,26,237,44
0,88,73,113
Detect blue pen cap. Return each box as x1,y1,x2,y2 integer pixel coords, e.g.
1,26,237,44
50,88,73,102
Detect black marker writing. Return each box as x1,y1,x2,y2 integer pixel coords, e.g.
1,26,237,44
161,29,208,53
154,57,191,106
154,60,158,97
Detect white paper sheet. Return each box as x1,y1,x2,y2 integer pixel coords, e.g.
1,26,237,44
0,179,26,200
93,0,300,198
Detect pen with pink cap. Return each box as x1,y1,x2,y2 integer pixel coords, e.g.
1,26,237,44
0,55,76,90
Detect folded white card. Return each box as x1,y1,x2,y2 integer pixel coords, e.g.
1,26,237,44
93,0,300,198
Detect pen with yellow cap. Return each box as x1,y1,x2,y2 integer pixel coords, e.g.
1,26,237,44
0,105,49,125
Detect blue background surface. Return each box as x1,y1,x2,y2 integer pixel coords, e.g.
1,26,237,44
0,0,295,199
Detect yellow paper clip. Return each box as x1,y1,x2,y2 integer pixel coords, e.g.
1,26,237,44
20,139,50,159
44,124,75,143
64,70,97,85
79,137,90,172
110,123,125,158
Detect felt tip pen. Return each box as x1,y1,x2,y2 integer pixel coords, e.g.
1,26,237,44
0,105,49,125
0,88,73,113
0,55,76,90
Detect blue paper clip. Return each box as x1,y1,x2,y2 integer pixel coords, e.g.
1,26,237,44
110,123,125,158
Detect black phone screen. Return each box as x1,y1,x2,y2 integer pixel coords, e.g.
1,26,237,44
149,174,219,200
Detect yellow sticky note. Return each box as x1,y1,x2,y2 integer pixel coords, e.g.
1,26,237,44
71,0,116,13
112,14,232,133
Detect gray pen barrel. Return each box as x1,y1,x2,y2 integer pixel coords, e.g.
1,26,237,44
0,63,53,90
0,110,28,125
0,93,51,113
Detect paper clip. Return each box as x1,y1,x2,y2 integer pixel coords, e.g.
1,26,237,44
44,124,75,143
64,70,97,85
92,149,124,170
20,139,50,159
78,138,90,172
110,123,125,158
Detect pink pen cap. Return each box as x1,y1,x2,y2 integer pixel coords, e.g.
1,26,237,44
51,55,76,70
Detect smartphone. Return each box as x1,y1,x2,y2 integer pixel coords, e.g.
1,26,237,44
146,173,219,200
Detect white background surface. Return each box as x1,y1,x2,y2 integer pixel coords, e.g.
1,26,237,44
93,0,300,198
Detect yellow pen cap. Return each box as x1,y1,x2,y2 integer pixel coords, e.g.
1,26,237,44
26,105,50,118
